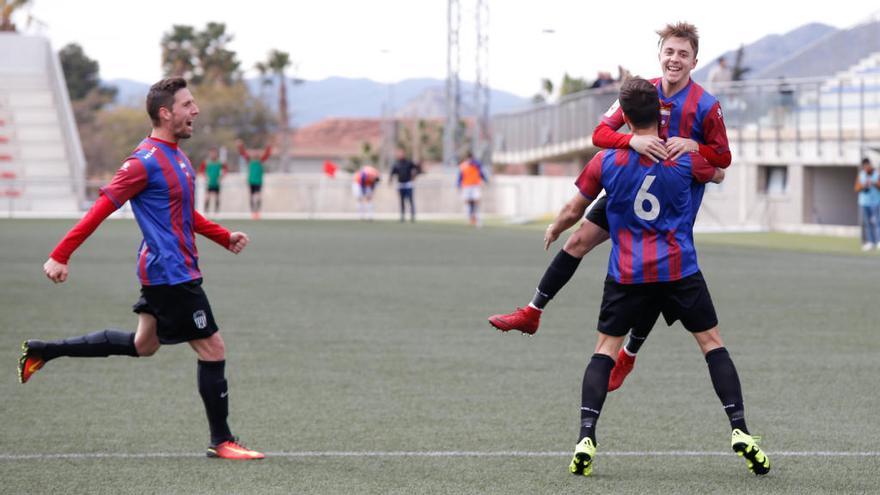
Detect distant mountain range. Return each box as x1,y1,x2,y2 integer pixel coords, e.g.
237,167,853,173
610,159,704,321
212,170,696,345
107,76,530,126
109,21,872,125
692,22,838,82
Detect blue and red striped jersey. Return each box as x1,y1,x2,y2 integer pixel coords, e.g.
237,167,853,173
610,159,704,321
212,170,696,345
576,149,715,284
101,137,202,286
600,77,729,217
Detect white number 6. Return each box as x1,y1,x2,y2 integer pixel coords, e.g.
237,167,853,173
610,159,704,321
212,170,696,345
634,175,660,221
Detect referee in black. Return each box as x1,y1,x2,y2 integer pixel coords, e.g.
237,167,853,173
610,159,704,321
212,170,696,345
389,147,421,222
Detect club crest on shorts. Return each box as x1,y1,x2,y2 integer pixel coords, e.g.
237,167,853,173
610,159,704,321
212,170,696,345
193,310,208,329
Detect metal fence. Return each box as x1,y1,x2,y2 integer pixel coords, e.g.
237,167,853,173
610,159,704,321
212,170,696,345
491,74,880,163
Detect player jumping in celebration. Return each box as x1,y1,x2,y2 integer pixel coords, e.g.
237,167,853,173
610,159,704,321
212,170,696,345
556,78,768,477
236,138,272,219
489,22,730,391
18,78,264,460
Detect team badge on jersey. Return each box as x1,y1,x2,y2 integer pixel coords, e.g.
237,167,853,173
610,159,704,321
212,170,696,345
193,310,207,329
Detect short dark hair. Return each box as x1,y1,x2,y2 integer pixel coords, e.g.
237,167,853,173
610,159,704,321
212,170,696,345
146,77,187,126
618,78,660,129
862,157,872,166
657,22,699,56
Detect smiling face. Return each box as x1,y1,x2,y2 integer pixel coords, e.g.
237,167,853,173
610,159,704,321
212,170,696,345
163,88,199,140
658,36,698,90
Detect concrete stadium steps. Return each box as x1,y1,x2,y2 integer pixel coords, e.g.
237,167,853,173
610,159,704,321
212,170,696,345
0,34,86,214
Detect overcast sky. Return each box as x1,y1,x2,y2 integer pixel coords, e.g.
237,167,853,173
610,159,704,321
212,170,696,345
18,1,880,98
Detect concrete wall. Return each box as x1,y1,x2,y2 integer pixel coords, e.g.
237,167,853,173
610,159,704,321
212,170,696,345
190,172,575,220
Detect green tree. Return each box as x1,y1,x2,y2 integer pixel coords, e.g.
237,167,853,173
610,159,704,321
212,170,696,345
394,119,442,163
161,25,198,80
195,22,240,86
558,73,589,97
256,49,296,170
532,77,555,104
59,43,101,100
80,107,148,180
161,23,240,86
187,83,275,168
0,0,30,32
347,141,380,173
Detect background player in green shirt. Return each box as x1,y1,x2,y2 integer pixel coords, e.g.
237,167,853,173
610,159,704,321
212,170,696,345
199,147,227,213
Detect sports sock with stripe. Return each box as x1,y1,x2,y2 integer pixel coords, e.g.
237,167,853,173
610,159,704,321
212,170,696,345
531,249,582,309
705,347,749,433
198,359,233,445
579,353,615,442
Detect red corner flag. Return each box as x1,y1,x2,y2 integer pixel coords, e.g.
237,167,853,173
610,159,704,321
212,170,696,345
323,160,338,178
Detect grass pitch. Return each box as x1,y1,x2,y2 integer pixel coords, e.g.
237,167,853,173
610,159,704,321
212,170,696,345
1,219,878,494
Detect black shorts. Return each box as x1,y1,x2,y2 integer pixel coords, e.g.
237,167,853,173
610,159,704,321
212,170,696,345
597,271,718,336
585,195,609,232
250,184,262,194
207,185,220,193
132,279,219,345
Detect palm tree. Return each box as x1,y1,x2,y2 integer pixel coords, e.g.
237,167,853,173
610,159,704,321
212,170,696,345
0,0,30,32
257,50,295,171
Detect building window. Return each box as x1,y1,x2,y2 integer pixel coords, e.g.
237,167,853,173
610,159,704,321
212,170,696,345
759,165,787,195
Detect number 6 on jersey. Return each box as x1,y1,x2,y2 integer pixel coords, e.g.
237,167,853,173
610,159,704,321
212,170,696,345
634,175,660,221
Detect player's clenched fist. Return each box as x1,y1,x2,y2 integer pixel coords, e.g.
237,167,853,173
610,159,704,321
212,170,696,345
228,232,249,254
43,257,69,283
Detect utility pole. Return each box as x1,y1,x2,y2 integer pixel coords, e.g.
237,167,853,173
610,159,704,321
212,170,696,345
443,0,461,168
473,0,490,165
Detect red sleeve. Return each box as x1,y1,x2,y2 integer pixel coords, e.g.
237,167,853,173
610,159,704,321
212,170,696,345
49,195,118,264
689,152,716,184
193,211,231,248
260,146,272,163
575,151,604,200
198,161,206,175
592,99,632,149
100,159,148,208
699,102,731,168
592,122,632,149
237,143,249,160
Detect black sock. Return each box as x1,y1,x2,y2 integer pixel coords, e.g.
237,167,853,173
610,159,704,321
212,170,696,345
705,347,748,433
40,329,137,361
624,333,648,354
198,360,233,446
531,250,582,309
579,353,615,442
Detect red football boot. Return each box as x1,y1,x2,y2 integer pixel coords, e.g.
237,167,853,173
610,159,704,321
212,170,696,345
18,341,45,384
608,348,636,392
488,306,541,335
207,437,265,460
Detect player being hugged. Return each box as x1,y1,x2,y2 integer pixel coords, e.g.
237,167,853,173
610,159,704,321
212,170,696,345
489,21,732,393
18,77,264,460
548,78,769,477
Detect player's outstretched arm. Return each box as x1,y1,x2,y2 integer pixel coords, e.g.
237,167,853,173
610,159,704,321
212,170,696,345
43,257,69,284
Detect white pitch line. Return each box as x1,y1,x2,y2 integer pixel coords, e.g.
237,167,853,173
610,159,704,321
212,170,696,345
0,451,879,461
